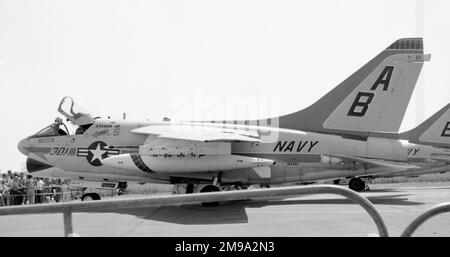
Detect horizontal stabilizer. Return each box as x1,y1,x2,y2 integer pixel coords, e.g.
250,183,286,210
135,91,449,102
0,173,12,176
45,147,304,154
372,165,450,178
325,153,420,171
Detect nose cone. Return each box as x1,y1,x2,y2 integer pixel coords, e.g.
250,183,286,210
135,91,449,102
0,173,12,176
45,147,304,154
17,138,29,156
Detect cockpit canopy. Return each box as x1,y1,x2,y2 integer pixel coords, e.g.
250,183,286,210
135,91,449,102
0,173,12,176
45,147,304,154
58,96,94,126
30,97,95,138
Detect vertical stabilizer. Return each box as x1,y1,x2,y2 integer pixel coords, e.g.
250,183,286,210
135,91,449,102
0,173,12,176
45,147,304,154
277,38,430,136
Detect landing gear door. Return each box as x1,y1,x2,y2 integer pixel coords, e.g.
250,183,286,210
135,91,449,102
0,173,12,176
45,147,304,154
58,96,94,126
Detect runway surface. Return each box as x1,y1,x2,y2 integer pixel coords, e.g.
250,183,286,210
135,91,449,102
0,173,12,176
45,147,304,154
0,182,449,237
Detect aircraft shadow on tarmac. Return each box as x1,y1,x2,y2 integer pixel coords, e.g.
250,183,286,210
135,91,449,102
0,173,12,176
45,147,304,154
243,194,423,208
94,204,250,225
90,192,424,225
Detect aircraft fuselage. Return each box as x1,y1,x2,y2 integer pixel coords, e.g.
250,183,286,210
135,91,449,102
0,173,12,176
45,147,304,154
18,118,450,186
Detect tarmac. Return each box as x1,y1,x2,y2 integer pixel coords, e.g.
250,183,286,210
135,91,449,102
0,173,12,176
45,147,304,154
0,182,449,237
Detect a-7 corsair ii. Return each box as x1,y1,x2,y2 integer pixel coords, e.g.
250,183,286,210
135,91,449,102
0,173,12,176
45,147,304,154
19,38,445,205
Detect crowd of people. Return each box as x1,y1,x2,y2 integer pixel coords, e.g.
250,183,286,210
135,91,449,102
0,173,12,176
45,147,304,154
0,170,71,207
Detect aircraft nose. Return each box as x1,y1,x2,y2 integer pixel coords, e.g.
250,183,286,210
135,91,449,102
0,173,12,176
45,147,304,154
17,138,29,156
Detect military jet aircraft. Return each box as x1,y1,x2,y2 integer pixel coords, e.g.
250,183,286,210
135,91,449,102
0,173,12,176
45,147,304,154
18,38,438,204
367,103,450,179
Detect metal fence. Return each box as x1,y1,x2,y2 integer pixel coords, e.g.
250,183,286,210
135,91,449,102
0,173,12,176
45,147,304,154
0,185,117,207
0,186,80,206
0,185,388,237
0,184,448,237
401,202,450,237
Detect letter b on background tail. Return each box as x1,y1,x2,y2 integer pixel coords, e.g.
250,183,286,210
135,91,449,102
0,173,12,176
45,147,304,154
407,104,450,146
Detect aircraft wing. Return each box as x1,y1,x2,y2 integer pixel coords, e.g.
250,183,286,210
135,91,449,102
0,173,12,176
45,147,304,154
325,153,421,171
105,124,271,173
131,124,261,142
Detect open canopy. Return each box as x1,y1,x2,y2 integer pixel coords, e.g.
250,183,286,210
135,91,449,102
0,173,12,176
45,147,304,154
57,96,94,126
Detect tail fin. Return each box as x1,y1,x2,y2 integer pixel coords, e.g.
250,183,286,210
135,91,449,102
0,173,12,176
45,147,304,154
401,103,450,147
278,38,430,136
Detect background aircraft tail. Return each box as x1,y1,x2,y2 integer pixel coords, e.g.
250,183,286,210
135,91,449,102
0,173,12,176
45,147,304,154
401,103,450,147
275,38,430,137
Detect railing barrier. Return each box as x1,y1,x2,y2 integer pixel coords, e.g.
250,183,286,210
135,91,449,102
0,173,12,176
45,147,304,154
401,202,450,237
0,185,389,237
2,185,448,237
0,185,116,206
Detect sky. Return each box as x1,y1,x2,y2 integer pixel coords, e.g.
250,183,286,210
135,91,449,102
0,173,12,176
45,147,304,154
1,0,450,172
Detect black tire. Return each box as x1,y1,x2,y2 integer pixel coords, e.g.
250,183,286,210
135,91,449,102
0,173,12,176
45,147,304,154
348,178,365,192
200,185,220,207
200,185,220,193
185,183,195,194
81,193,101,201
92,193,101,200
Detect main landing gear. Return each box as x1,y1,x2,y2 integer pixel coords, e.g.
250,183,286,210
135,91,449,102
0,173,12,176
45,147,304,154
334,177,370,192
199,185,221,207
348,177,368,192
174,179,246,207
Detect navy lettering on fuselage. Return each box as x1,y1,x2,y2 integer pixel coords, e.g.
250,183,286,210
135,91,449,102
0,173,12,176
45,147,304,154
347,66,394,117
273,141,287,152
273,140,319,153
284,141,295,152
296,141,308,152
408,148,420,156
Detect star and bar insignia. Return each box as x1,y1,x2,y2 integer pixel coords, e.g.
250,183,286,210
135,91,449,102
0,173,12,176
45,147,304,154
77,141,120,166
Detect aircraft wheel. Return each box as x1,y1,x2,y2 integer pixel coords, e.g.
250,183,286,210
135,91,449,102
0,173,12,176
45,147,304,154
200,185,220,207
81,193,101,201
348,178,365,192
